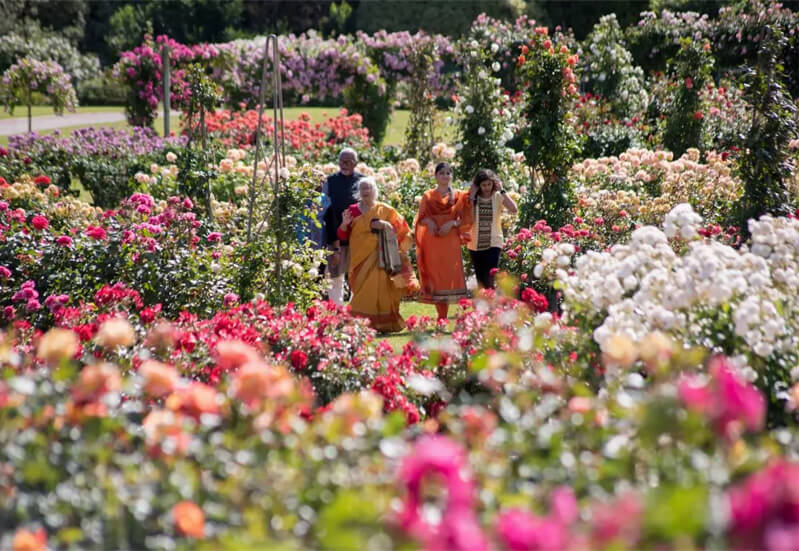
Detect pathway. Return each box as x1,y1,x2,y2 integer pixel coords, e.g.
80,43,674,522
0,110,182,136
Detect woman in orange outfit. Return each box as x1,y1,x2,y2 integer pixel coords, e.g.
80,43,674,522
414,162,474,320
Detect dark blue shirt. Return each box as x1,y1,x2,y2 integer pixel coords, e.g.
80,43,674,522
323,170,362,245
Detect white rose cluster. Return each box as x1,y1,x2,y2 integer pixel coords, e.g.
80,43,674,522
553,204,799,364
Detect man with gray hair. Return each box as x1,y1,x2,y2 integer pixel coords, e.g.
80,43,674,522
323,147,363,305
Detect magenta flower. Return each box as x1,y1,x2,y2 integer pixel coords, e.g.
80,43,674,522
495,486,577,551
56,235,73,247
728,460,799,550
678,355,765,439
207,232,222,243
0,266,10,279
397,435,488,551
85,226,108,240
31,215,49,230
26,298,42,312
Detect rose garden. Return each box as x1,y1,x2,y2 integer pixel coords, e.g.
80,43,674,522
2,3,799,549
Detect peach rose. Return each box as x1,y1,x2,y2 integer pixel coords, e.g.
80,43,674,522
72,363,122,405
215,340,261,371
173,500,205,538
11,528,47,551
94,318,136,348
139,360,180,398
37,328,79,364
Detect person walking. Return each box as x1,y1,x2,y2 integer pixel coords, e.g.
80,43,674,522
467,169,517,290
337,177,419,332
414,162,473,320
323,148,363,305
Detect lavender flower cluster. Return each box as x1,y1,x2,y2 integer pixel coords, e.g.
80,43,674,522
8,127,186,158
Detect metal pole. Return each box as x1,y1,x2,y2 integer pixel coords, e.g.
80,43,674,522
246,36,271,243
163,44,170,136
269,34,284,285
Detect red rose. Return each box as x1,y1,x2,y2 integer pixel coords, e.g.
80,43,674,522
290,349,308,370
34,175,51,186
31,215,49,230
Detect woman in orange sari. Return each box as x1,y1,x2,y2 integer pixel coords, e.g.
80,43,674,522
414,162,474,320
338,177,419,332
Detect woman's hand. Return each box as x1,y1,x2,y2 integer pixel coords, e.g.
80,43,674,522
437,220,457,236
421,217,437,233
370,219,393,232
342,209,353,226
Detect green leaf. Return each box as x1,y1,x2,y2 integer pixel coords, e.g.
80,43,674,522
644,485,708,541
317,491,382,551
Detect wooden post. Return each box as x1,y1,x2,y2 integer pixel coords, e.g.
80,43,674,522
162,44,170,136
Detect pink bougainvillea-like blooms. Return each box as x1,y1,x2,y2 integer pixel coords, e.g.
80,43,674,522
590,492,643,548
727,460,799,550
495,486,578,551
678,355,765,439
397,435,488,551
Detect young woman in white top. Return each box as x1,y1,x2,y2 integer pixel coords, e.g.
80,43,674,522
467,169,518,289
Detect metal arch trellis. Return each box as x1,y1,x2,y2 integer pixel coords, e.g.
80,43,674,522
246,34,287,284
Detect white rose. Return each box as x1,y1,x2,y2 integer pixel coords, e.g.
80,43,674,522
465,105,475,114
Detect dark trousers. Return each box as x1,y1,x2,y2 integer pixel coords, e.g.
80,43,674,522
469,247,501,289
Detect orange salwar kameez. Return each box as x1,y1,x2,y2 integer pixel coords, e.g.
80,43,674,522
414,189,473,314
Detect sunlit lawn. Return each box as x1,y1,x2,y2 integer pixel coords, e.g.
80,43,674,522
379,300,458,352
0,105,124,119
0,105,457,148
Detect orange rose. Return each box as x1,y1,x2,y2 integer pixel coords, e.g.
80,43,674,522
173,500,205,538
215,340,261,371
166,382,220,418
11,528,47,551
37,328,79,364
142,409,191,456
72,363,121,405
139,360,179,398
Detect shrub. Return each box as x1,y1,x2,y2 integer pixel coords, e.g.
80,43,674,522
515,27,583,229
660,38,714,159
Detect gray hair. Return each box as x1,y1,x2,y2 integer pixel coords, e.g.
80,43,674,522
354,176,379,202
339,147,358,161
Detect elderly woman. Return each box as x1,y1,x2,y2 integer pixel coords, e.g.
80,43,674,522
338,177,419,332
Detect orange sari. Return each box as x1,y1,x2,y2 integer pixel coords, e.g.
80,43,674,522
349,202,419,332
414,188,473,303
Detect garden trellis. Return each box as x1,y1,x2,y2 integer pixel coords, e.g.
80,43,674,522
246,34,287,283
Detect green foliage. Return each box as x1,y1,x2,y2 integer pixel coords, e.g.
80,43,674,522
734,27,799,235
107,4,152,58
342,69,393,146
515,33,583,229
71,155,147,209
452,38,515,183
236,166,326,309
660,38,714,159
353,0,522,36
580,14,648,119
402,37,438,165
76,70,127,106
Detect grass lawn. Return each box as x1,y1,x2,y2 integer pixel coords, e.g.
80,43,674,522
0,105,124,120
0,105,456,148
379,300,456,352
